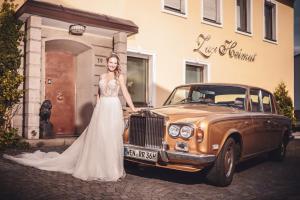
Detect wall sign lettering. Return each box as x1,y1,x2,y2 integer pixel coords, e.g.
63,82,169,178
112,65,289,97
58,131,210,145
193,34,257,62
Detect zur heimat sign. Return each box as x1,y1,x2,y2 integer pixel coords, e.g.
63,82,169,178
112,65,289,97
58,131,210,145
193,34,257,62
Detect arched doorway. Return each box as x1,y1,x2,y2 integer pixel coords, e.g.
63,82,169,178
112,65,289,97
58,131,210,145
45,39,93,137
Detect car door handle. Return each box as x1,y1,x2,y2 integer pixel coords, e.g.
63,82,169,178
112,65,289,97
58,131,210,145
266,120,271,124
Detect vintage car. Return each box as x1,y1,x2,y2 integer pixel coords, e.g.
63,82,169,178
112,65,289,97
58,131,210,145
123,83,293,186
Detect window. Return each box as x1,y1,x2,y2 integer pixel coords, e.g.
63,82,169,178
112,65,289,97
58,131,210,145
164,85,246,110
236,0,251,33
127,56,149,107
163,0,186,15
261,90,273,113
202,0,222,25
250,89,262,112
264,0,277,41
185,64,204,84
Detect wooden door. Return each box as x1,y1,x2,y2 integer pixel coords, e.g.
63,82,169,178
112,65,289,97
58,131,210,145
45,51,75,136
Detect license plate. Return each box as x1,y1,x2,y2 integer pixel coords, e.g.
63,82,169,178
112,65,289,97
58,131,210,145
124,146,158,162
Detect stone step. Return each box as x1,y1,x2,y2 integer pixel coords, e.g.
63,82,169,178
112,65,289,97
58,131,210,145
25,137,77,147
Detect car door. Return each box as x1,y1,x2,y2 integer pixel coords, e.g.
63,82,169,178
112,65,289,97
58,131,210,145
263,92,283,150
244,89,268,155
261,90,276,151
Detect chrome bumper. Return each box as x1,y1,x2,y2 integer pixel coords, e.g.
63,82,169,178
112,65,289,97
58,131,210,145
124,144,216,165
159,150,216,165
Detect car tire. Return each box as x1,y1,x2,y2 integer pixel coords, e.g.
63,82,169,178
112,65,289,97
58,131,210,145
206,137,236,187
269,136,287,161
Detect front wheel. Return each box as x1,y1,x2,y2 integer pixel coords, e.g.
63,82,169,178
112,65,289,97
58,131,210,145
205,137,236,187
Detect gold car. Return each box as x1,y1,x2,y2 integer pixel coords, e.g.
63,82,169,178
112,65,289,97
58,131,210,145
123,83,293,186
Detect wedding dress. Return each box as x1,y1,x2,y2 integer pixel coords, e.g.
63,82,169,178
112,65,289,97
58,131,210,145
3,74,125,181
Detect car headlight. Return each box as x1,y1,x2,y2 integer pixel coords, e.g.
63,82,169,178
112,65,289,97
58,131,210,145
180,126,193,139
168,125,180,137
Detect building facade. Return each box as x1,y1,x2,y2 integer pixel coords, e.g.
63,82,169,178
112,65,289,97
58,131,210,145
8,0,294,139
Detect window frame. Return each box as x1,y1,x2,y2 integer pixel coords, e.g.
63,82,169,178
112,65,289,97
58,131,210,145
183,60,209,84
161,0,188,18
185,64,204,84
126,50,155,107
235,0,253,37
261,90,273,113
201,0,223,28
249,88,263,112
263,0,278,44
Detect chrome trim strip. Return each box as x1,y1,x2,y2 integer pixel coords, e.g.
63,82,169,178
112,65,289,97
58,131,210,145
124,144,158,152
166,150,216,165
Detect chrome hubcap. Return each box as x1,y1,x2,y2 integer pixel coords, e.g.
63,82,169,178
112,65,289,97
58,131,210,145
224,144,234,177
280,142,285,156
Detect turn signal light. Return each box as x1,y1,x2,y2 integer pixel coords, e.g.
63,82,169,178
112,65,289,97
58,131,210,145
197,128,204,143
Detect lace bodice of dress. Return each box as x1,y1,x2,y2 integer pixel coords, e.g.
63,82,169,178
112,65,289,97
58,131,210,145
99,74,120,97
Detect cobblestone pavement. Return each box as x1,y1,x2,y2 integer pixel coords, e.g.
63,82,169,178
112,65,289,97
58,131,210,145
0,140,300,200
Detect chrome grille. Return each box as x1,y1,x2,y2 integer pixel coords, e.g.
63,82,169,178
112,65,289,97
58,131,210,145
129,112,164,149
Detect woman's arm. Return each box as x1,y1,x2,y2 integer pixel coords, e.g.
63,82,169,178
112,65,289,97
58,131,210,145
118,74,138,112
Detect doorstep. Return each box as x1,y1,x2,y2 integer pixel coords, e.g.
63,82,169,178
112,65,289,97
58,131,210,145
25,137,77,147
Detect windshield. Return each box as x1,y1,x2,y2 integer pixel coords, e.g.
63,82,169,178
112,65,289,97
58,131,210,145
164,85,247,110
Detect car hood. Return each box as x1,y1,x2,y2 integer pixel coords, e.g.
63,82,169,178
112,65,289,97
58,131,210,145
150,104,243,122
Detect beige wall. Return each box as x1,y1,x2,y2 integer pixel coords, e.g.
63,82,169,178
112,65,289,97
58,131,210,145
123,0,294,106
9,0,294,106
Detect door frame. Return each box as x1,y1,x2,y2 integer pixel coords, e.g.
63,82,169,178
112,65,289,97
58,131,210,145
42,37,94,136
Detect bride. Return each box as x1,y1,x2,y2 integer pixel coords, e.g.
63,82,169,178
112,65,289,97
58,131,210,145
4,53,138,181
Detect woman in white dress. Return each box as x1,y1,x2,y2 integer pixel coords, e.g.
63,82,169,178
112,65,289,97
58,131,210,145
3,53,138,181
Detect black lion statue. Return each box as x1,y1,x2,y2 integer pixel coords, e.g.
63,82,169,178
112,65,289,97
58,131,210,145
39,100,53,138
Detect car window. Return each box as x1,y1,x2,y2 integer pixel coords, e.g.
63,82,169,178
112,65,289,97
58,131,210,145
250,89,262,112
261,90,272,113
191,90,215,104
165,85,246,110
166,86,190,105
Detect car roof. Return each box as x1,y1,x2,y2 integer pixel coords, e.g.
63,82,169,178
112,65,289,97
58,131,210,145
175,83,273,94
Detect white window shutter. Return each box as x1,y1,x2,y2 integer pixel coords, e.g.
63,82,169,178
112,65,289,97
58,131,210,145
203,0,217,21
246,0,251,32
272,5,276,40
165,0,181,10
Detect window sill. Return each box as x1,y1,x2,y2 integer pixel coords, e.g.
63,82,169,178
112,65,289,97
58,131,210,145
201,19,223,28
235,29,253,37
263,38,278,45
161,9,187,18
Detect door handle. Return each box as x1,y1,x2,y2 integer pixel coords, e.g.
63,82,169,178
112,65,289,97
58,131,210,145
56,92,64,101
266,120,271,124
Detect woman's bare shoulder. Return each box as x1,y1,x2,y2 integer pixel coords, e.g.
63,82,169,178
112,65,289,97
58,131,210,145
118,74,125,82
118,74,124,79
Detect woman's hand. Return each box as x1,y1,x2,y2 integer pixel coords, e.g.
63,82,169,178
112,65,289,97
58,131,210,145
132,107,141,112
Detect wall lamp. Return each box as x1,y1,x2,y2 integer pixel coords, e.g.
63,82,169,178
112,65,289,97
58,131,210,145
69,24,86,35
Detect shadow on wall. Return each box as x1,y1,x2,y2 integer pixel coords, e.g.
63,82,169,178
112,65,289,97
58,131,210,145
74,83,174,135
76,102,94,134
155,84,174,107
